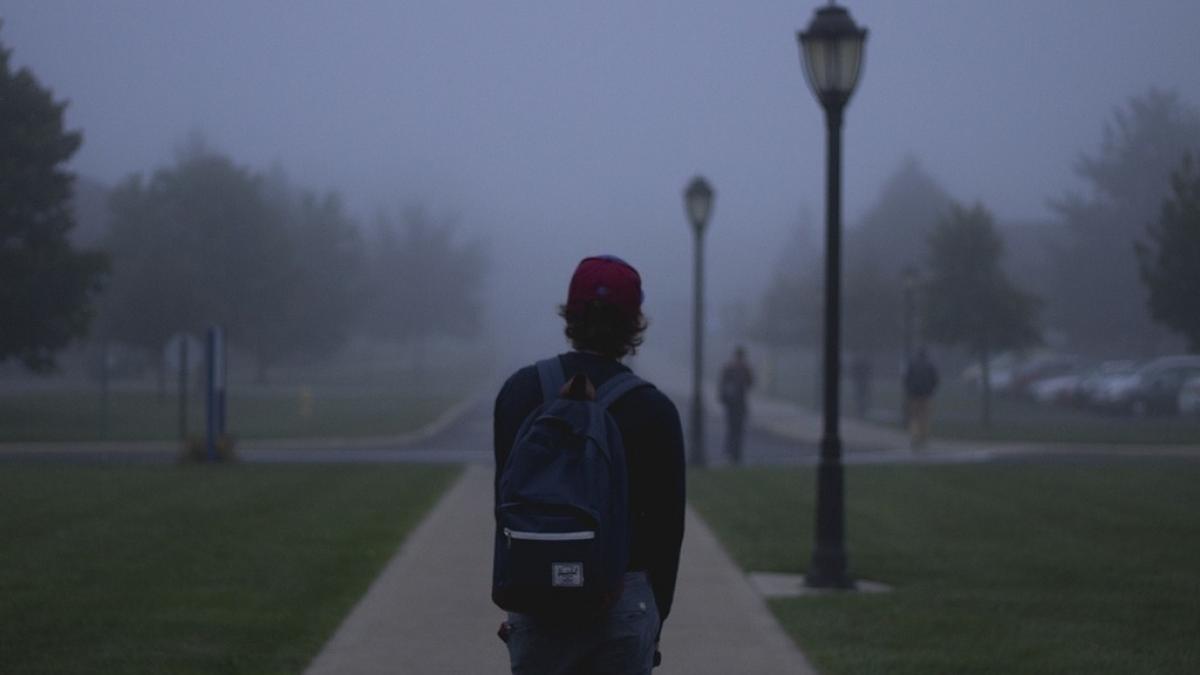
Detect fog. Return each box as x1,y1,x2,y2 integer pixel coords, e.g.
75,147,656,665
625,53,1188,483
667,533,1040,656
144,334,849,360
4,0,1200,363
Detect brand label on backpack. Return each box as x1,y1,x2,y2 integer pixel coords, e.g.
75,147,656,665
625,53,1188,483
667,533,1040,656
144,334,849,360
551,562,584,587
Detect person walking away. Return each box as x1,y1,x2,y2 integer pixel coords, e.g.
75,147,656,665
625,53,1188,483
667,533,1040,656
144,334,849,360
719,346,755,465
903,347,939,450
493,255,686,674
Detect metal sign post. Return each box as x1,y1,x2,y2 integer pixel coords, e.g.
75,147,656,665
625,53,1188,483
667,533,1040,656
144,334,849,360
178,337,188,442
205,326,226,462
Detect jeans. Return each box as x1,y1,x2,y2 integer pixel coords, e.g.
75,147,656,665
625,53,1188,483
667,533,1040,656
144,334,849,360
505,571,659,675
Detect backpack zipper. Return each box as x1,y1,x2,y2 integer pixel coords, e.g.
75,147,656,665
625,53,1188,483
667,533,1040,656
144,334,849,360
504,528,595,548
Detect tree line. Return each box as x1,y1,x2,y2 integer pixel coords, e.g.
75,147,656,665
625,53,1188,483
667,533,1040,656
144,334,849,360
1,34,485,378
96,146,487,382
755,88,1200,388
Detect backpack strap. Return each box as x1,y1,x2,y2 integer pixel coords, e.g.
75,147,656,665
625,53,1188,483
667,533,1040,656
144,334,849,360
595,372,650,409
535,357,567,402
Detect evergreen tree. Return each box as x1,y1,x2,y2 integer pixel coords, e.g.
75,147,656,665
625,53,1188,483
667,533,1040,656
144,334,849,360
0,30,108,371
1051,89,1200,355
366,206,486,352
100,146,292,380
258,180,365,375
845,157,954,360
923,203,1041,426
1136,152,1200,352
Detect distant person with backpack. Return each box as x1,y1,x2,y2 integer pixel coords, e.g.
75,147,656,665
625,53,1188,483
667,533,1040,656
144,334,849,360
718,346,755,464
903,347,939,450
492,255,685,674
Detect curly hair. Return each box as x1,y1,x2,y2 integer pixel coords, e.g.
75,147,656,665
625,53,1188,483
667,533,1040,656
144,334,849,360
558,300,648,359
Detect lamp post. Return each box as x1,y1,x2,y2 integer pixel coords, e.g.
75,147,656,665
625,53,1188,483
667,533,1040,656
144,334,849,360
797,2,867,589
684,176,714,468
901,266,918,427
902,266,918,361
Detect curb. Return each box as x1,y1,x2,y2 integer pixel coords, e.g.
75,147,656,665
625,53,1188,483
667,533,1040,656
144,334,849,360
0,390,486,456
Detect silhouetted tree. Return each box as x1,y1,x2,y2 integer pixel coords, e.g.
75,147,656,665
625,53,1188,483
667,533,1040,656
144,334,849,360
257,178,365,376
923,203,1041,426
366,206,486,357
844,157,955,362
1136,152,1200,352
843,260,895,359
1051,89,1200,355
754,161,955,374
753,268,818,352
850,156,954,279
100,146,292,381
0,31,108,372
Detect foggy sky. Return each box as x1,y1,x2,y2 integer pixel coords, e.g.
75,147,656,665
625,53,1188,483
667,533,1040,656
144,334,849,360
4,1,1199,358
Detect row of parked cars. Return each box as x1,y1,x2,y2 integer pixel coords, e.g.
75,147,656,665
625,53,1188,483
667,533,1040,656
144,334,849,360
962,353,1200,417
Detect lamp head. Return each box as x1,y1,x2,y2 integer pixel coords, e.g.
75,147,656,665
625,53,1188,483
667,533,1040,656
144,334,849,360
798,3,868,109
684,175,715,233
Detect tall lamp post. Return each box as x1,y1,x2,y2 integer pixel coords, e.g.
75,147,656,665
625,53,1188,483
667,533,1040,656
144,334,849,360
902,266,918,362
900,266,918,428
684,176,714,468
797,2,867,589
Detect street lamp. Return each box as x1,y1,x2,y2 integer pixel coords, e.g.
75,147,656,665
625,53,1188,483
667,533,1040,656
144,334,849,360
684,175,714,468
900,266,918,428
797,2,867,589
902,266,918,361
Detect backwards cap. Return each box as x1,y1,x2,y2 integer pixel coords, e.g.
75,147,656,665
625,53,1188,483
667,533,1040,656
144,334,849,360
565,255,644,318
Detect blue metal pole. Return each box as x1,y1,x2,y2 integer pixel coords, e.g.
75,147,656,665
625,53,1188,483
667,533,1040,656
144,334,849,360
205,328,216,462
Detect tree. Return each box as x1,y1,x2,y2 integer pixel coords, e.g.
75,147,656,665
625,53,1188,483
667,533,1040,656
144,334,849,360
1050,89,1200,355
923,203,1041,426
257,175,365,374
1136,152,1200,352
844,157,955,362
0,30,107,371
753,269,819,352
100,146,293,381
850,156,954,279
365,206,486,355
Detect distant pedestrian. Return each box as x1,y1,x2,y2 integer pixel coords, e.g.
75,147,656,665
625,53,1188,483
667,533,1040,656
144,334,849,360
849,354,872,418
903,347,939,450
719,346,755,464
492,255,685,674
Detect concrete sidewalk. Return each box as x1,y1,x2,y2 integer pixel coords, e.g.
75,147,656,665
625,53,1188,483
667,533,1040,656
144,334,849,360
304,464,816,674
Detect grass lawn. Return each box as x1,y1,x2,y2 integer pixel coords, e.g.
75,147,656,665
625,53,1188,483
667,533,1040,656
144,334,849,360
0,463,460,674
0,388,462,443
690,463,1200,674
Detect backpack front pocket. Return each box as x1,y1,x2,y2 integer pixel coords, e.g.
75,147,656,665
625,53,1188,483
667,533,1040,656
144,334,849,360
504,528,596,588
498,505,599,584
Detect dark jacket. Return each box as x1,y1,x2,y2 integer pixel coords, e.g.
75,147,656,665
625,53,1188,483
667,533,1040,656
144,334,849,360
904,356,939,398
719,360,754,411
493,351,686,626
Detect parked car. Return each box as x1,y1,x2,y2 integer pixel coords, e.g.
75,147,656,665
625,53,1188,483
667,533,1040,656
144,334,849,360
1107,356,1200,417
1176,375,1200,417
961,352,1081,396
1029,371,1085,406
1075,360,1139,409
960,353,1019,391
1009,354,1083,397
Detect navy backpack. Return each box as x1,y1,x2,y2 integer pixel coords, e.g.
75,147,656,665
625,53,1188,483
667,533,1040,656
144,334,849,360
492,357,648,616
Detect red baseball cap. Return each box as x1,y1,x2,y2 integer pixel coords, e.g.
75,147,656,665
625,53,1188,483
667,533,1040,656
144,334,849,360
565,255,644,318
